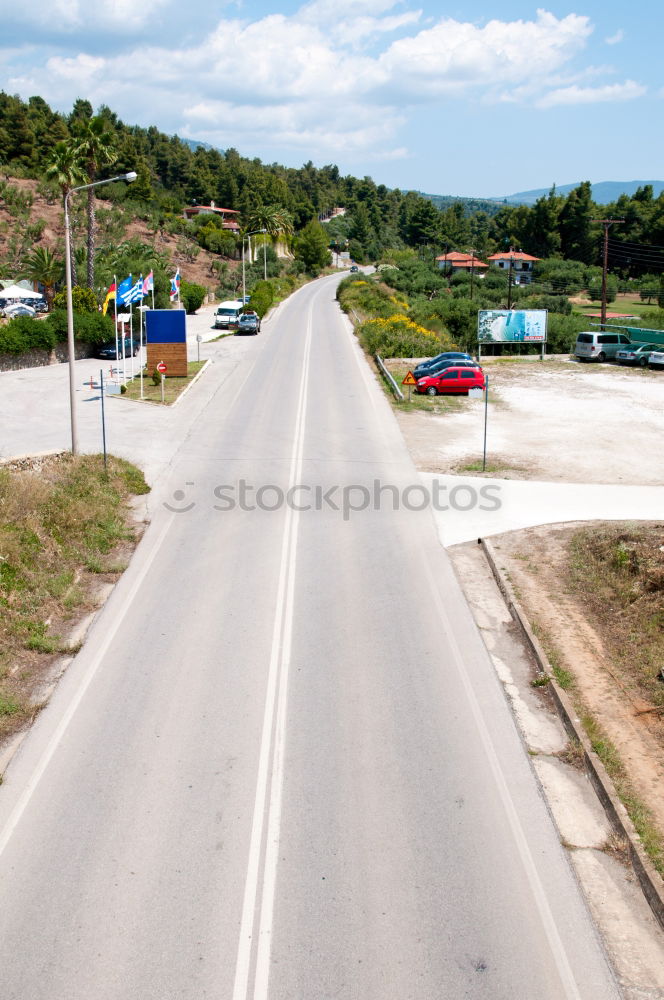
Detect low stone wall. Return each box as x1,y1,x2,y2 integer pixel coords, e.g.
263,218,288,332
0,342,94,372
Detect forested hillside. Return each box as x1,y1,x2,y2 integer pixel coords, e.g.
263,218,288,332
1,91,664,359
3,91,664,283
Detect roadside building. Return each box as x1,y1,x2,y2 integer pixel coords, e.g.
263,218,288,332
435,251,488,273
487,250,540,285
182,201,240,232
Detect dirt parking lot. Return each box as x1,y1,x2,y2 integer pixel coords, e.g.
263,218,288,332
388,356,664,883
391,359,664,485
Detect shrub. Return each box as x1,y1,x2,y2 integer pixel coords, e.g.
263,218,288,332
0,316,56,353
357,314,454,358
46,310,114,346
522,294,572,315
179,280,207,314
248,279,275,318
52,286,98,313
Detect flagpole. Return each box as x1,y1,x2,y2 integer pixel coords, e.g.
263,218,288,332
113,274,118,379
131,276,140,381
140,301,144,400
122,275,130,382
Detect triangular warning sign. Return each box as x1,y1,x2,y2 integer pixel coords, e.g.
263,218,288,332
402,370,418,386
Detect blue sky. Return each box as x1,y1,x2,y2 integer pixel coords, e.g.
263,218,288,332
1,0,662,197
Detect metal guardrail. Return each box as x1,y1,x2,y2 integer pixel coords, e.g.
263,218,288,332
375,353,404,401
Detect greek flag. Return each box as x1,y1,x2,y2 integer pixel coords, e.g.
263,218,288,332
117,275,144,306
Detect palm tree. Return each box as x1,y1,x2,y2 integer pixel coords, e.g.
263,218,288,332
44,141,86,286
245,205,294,271
19,246,63,311
246,204,294,241
72,116,117,290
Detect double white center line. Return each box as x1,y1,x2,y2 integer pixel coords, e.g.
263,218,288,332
232,304,313,1000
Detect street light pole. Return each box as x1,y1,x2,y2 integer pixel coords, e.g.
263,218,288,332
64,170,137,454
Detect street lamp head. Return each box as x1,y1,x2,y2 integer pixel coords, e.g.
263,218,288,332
123,171,138,183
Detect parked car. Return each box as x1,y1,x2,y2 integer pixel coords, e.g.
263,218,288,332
616,343,660,367
414,351,474,378
236,311,261,335
648,350,664,369
416,365,485,396
414,357,479,379
214,300,244,329
96,338,139,359
2,303,36,318
574,331,631,362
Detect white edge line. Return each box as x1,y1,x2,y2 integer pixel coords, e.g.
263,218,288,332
421,554,583,1000
0,512,175,859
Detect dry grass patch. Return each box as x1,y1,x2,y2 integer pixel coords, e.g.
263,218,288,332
568,524,664,712
0,453,149,746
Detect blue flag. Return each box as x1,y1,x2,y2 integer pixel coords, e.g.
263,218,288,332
116,275,134,306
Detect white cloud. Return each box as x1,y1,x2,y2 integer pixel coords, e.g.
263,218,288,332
605,29,624,45
537,80,646,108
5,0,171,34
374,10,593,98
1,2,647,167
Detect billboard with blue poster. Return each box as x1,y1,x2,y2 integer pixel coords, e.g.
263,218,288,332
477,309,547,343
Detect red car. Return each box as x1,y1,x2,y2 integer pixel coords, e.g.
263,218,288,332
416,365,485,396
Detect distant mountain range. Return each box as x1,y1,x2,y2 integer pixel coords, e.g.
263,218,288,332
495,180,664,205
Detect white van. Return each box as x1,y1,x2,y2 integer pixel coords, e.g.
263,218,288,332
214,299,244,330
574,331,631,362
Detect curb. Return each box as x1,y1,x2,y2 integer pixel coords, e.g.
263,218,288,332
0,449,65,466
171,358,211,408
479,536,664,933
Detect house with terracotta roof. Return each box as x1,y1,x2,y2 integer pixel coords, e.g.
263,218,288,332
435,251,488,273
183,200,240,231
487,250,540,285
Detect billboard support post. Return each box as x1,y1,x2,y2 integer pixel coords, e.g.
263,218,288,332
482,375,489,472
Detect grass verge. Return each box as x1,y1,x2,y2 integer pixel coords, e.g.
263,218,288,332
0,453,149,747
120,361,206,404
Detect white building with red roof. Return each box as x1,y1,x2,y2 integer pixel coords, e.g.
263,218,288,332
435,251,488,272
487,250,540,284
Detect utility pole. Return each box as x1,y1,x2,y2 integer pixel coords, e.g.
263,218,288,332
468,247,476,301
592,218,624,327
507,250,514,309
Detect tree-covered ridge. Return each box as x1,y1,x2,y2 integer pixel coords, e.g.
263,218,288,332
1,91,664,284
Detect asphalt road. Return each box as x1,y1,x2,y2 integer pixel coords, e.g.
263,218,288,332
0,276,621,998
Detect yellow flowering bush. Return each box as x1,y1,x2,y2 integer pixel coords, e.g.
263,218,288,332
358,314,455,357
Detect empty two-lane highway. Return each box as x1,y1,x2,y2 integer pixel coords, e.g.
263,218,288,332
0,275,620,999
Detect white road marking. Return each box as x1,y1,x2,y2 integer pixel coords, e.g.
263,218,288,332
232,298,314,1000
420,554,584,1000
0,512,175,860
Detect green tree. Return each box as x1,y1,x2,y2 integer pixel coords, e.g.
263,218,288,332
19,246,63,310
72,116,118,289
179,280,206,313
638,274,659,304
559,182,595,262
52,285,97,313
585,269,617,304
294,221,330,274
44,140,86,286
